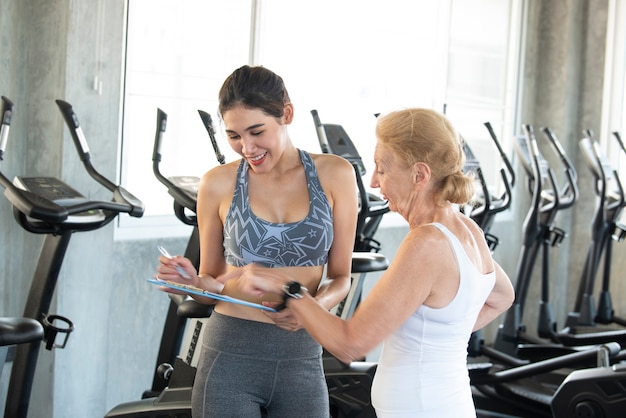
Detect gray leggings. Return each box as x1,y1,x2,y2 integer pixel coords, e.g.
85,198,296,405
191,312,330,418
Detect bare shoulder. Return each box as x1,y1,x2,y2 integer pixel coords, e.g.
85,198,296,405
459,214,486,236
310,152,354,171
198,160,239,199
458,215,493,254
405,224,450,251
310,153,356,185
391,225,455,290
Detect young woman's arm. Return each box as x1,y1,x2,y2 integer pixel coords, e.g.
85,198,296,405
313,154,359,310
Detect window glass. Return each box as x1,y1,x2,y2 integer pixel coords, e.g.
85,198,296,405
255,0,448,183
444,0,520,200
256,0,520,201
120,0,522,238
120,0,251,237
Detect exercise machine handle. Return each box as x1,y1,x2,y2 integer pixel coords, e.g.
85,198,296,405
0,96,14,161
0,97,69,222
311,109,330,154
55,99,144,218
484,121,515,187
151,108,197,216
198,110,225,165
542,126,579,209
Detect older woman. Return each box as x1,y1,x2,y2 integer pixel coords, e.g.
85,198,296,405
235,108,515,417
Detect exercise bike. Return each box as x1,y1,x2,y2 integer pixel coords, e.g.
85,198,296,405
0,98,144,418
0,96,45,415
140,108,217,400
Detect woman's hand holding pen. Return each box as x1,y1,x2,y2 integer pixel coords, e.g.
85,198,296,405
155,246,224,298
156,253,198,294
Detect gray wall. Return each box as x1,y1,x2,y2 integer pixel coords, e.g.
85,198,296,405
0,0,621,417
0,1,185,416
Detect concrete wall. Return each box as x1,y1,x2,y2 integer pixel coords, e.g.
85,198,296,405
0,1,185,416
0,0,621,417
513,0,611,338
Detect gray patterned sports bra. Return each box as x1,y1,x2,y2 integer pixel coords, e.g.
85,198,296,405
223,149,334,268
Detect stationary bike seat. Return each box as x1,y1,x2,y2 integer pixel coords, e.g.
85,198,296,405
0,317,44,346
351,252,389,273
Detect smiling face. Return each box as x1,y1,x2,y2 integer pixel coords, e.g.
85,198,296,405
222,104,294,172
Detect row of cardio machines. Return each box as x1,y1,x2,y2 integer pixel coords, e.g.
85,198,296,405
5,93,626,417
467,123,626,417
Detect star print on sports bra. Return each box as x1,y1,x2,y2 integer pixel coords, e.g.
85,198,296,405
223,149,334,268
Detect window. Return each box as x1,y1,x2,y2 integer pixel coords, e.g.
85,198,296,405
598,0,626,225
444,0,523,200
118,0,524,239
601,0,626,162
118,0,252,238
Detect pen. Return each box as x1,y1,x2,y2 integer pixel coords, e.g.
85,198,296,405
157,245,191,279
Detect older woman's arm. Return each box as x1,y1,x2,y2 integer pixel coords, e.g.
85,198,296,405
473,262,515,331
239,231,438,364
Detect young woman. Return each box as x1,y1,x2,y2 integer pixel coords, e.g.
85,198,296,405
156,65,358,417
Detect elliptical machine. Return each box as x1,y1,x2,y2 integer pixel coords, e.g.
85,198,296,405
486,124,626,356
0,98,144,418
471,126,626,418
459,122,516,252
462,122,515,360
569,130,626,330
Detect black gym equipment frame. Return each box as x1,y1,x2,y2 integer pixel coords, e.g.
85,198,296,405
472,126,626,417
0,96,45,411
489,124,626,357
0,99,144,418
569,130,626,331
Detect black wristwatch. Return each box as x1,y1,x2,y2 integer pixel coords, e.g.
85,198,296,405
276,281,308,311
283,281,308,299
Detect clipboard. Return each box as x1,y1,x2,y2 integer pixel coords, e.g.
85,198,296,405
147,278,277,312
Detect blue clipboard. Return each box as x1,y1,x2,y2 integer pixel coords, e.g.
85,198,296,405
147,278,277,312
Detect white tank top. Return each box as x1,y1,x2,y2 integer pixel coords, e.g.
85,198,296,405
371,222,496,417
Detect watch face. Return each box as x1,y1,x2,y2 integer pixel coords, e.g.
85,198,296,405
287,281,301,294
